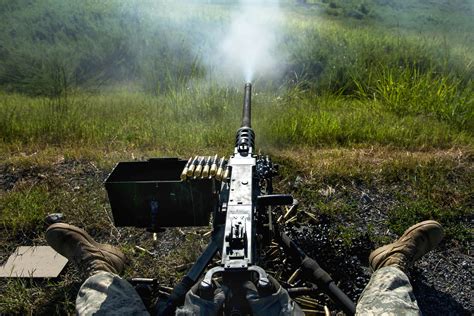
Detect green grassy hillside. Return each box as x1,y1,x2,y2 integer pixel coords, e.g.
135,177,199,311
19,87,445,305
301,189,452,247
0,0,472,151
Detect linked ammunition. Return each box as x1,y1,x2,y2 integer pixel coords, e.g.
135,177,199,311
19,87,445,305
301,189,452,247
215,157,226,181
187,156,199,177
223,166,231,181
209,154,218,177
194,156,205,178
202,156,211,178
180,157,193,181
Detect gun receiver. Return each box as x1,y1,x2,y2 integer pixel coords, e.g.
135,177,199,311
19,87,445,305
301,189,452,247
222,82,256,270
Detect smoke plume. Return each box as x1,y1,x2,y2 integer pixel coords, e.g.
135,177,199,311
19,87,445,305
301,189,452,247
206,0,284,83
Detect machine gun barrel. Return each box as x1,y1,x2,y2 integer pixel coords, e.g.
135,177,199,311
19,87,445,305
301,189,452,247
241,83,252,128
236,83,255,155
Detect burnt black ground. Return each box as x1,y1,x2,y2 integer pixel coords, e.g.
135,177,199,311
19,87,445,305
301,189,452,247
283,168,473,315
285,218,473,315
412,243,473,316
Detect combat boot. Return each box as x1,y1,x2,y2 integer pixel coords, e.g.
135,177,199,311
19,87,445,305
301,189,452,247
369,220,444,272
46,223,125,276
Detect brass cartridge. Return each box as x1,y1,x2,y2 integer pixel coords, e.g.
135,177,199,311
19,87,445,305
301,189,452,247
180,157,193,181
215,157,226,181
194,156,204,178
187,156,198,177
209,154,218,177
223,166,231,181
202,156,211,178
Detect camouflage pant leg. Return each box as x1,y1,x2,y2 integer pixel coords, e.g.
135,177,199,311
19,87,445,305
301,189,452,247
76,271,149,316
356,266,420,316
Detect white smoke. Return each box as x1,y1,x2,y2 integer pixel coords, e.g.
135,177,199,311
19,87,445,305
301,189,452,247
208,0,284,83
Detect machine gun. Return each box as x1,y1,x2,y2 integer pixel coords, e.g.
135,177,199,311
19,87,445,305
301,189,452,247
105,83,356,315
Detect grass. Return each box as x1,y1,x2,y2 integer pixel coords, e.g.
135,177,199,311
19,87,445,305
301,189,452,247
0,86,472,152
1,186,50,236
0,0,473,314
274,146,473,243
0,0,472,150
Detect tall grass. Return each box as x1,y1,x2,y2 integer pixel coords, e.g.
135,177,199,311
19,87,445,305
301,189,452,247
0,85,471,151
353,65,473,131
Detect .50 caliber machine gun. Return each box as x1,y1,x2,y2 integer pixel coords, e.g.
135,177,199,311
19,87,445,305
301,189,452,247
105,83,356,315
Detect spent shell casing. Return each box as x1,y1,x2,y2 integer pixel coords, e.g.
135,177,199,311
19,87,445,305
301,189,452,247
215,157,226,181
180,157,193,181
194,157,204,178
209,154,218,177
187,156,198,177
287,268,301,284
202,156,211,178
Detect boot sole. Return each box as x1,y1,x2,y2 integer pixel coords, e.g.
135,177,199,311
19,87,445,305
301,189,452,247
46,223,126,266
369,220,443,271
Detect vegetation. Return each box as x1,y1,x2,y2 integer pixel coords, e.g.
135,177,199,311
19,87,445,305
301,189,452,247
0,0,472,314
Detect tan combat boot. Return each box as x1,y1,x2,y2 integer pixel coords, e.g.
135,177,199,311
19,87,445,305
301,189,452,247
369,220,444,272
46,223,126,276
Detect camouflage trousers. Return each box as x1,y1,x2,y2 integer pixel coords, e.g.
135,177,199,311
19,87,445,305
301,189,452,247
76,271,149,315
356,266,421,315
76,267,420,315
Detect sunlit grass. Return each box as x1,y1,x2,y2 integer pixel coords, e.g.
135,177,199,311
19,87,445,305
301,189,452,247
0,84,471,152
0,186,50,235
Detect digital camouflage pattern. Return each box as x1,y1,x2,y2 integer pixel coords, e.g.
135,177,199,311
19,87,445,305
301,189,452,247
76,271,149,315
76,268,420,315
356,266,420,316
